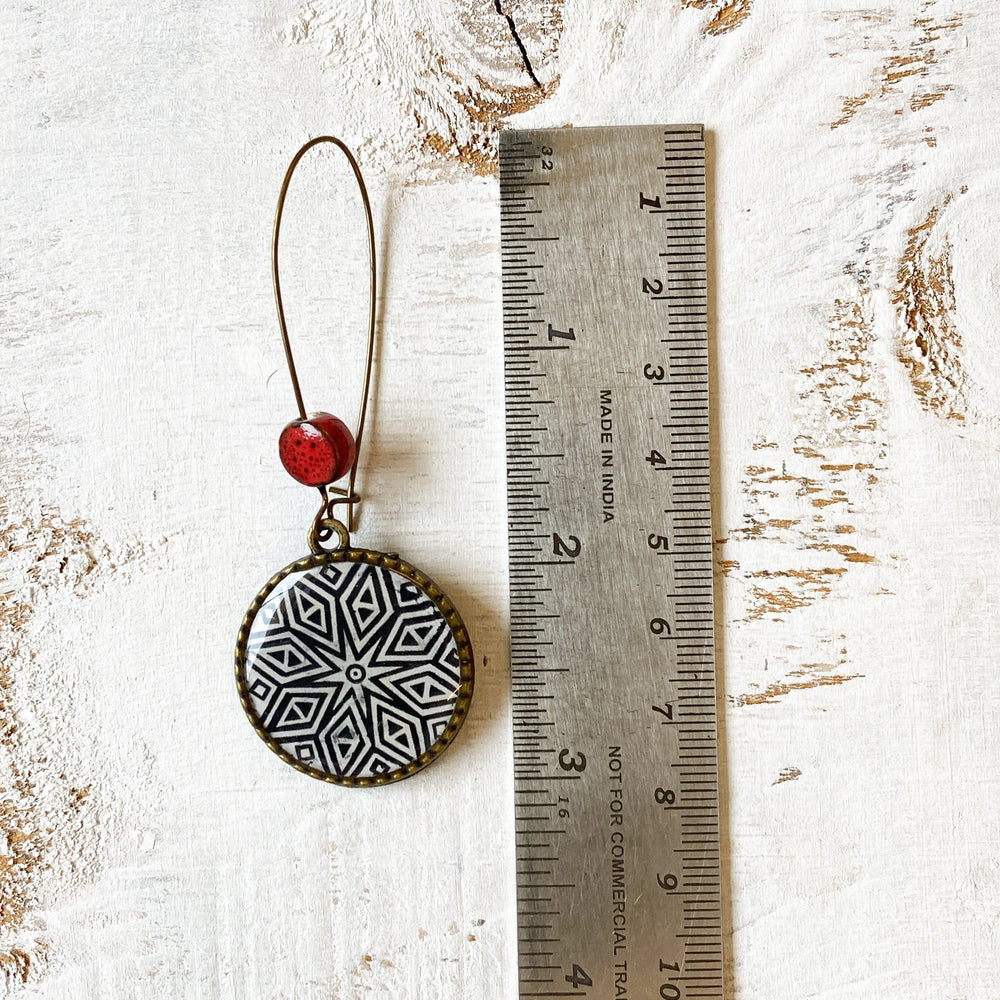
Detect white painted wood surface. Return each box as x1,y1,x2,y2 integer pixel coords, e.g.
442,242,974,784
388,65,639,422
3,1,999,996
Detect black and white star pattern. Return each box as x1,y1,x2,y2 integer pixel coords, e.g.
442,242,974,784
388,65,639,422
240,556,468,782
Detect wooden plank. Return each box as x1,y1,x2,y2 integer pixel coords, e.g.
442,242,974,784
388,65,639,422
1,1,998,996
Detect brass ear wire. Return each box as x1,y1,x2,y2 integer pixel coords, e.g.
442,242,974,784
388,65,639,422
239,140,474,786
272,136,376,539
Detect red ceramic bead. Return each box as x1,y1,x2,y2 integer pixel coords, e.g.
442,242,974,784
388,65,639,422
279,412,356,486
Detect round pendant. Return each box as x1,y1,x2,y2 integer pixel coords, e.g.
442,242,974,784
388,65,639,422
235,548,474,786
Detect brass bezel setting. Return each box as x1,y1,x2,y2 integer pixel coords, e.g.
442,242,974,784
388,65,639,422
235,548,474,787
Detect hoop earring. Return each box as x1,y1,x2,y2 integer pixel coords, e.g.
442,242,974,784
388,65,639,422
234,137,474,787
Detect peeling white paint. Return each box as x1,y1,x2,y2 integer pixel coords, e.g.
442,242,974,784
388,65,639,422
2,0,1000,997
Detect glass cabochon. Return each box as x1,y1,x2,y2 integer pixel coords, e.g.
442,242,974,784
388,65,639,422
235,551,473,785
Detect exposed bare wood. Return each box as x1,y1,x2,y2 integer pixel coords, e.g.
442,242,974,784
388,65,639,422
893,191,969,421
3,0,999,994
679,0,754,35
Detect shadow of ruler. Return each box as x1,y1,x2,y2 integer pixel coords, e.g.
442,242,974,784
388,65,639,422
500,124,723,1000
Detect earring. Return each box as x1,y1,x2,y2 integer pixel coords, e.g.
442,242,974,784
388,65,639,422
234,137,475,787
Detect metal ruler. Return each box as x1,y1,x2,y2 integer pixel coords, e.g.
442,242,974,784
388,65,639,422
500,125,722,1000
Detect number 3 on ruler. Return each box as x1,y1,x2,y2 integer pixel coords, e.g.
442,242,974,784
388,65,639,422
558,748,587,772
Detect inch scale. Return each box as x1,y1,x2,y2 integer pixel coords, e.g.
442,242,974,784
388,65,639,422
500,125,723,1000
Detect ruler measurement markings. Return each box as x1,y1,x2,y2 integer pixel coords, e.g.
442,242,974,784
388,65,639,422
502,125,722,1000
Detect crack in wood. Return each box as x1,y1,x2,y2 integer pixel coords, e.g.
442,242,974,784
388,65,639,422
283,1,561,176
493,0,542,88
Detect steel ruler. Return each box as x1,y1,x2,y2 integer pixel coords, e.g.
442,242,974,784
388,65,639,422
500,125,722,1000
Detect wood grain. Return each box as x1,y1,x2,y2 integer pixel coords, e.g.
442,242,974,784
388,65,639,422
894,190,969,421
678,0,754,36
0,464,145,991
2,0,1000,996
283,0,562,176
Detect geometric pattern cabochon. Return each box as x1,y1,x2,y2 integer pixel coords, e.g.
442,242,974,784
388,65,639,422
236,550,473,786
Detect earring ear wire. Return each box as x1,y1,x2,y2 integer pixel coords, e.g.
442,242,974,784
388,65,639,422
271,136,376,539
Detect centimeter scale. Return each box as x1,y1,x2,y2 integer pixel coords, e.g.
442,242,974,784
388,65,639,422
500,125,723,1000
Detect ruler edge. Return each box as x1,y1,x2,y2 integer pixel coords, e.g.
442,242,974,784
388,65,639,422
500,123,725,998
